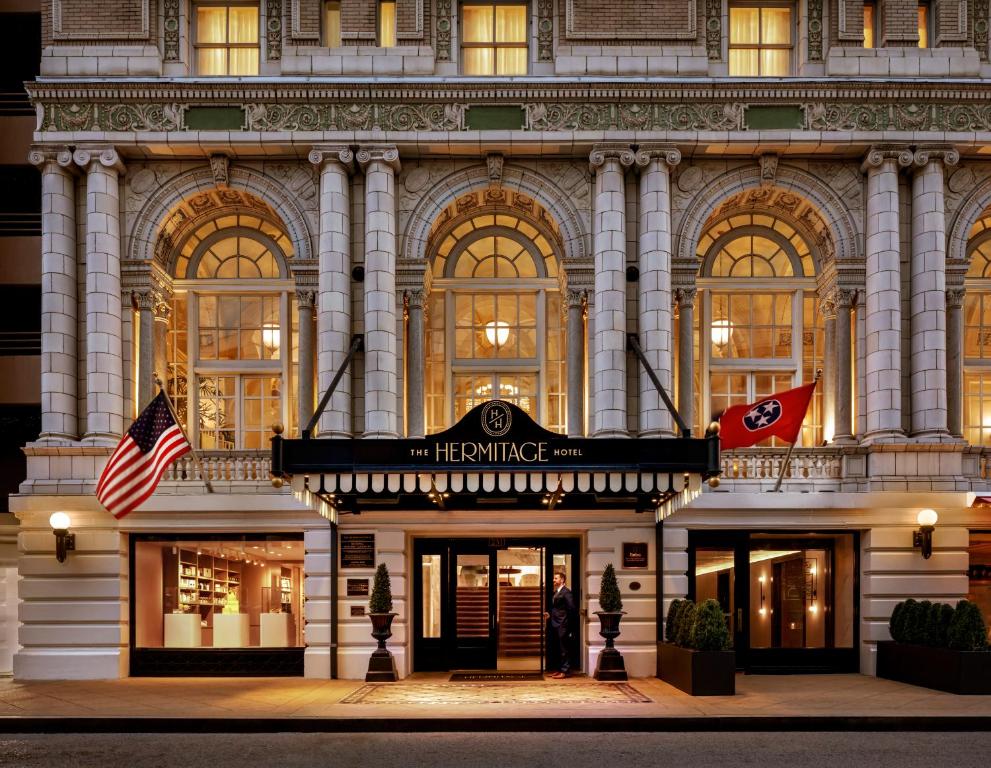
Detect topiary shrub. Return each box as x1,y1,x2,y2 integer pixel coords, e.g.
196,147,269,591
598,563,623,612
948,599,990,652
368,563,393,614
902,599,926,645
889,600,908,643
690,598,732,651
675,600,697,648
919,601,940,647
934,603,955,648
665,599,684,642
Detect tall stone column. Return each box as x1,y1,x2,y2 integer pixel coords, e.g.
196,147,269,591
296,289,316,433
309,146,354,438
565,288,586,437
821,289,837,443
675,288,697,434
29,147,78,442
134,290,155,408
357,145,400,439
635,145,680,438
946,287,965,438
152,291,170,399
74,146,125,443
834,288,856,443
589,144,634,438
405,289,426,438
910,146,958,438
861,146,912,441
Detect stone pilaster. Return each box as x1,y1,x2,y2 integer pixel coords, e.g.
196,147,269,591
405,288,426,438
946,287,965,438
296,289,316,433
589,144,635,438
309,146,355,438
820,288,838,443
675,288,697,433
635,145,680,438
29,147,78,442
565,288,587,437
910,146,958,439
861,146,913,441
357,145,401,439
74,146,125,444
834,288,857,443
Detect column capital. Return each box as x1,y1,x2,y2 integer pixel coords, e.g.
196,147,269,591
589,143,636,173
132,289,156,311
404,288,427,310
295,289,317,309
633,144,681,170
153,292,172,321
818,288,838,319
309,144,356,173
861,144,914,173
836,287,858,309
356,145,400,174
674,287,697,308
28,145,76,172
913,144,960,169
947,287,966,309
73,145,125,174
564,288,587,309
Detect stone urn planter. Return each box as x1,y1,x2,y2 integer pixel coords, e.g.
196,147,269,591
365,563,398,682
593,564,628,681
593,610,628,681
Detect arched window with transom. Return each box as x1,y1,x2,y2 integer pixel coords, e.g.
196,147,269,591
424,209,567,434
166,214,300,450
693,213,824,446
963,214,991,444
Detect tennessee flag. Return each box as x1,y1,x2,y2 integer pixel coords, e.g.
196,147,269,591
718,382,817,450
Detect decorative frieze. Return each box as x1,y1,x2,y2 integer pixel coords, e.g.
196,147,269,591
35,93,991,135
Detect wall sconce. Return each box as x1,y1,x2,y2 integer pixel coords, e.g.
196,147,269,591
914,508,938,559
807,558,818,614
758,575,766,617
49,512,75,564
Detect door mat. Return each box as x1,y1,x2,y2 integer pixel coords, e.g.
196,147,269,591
449,672,545,682
340,682,652,705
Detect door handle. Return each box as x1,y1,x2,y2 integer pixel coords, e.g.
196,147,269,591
736,608,743,627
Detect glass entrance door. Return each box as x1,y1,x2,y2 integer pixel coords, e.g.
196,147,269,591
689,531,859,672
413,537,581,673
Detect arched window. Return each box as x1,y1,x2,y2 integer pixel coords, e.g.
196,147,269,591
694,213,824,446
963,214,991,444
167,217,299,450
424,210,566,434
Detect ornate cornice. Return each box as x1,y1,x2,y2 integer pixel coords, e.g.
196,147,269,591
25,81,991,137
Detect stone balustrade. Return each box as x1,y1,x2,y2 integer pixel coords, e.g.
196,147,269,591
163,451,273,484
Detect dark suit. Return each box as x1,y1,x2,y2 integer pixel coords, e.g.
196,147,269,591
548,585,576,673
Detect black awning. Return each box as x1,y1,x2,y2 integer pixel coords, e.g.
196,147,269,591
271,400,719,514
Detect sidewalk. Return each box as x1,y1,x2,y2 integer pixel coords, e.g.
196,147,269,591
1,673,990,732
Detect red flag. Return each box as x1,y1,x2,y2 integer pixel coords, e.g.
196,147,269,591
96,391,191,519
718,382,817,450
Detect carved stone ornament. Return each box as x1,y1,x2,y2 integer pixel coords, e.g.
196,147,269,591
634,144,682,169
913,145,961,168
436,0,453,60
486,153,504,185
977,0,990,62
266,0,282,61
836,288,858,309
357,145,401,174
308,145,355,173
947,287,967,309
759,153,779,187
163,0,180,61
675,287,697,308
72,146,124,173
589,144,636,172
210,154,230,188
818,288,838,318
405,288,427,310
861,145,915,172
705,0,722,60
807,0,823,62
537,0,554,61
295,289,316,308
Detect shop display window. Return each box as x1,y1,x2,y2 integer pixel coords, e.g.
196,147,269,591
134,536,304,650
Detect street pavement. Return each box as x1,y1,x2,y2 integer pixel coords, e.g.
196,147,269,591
1,732,990,768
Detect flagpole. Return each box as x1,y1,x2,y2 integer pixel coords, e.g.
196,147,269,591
154,374,213,493
772,369,821,493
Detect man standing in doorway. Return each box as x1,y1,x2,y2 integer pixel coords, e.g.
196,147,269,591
545,571,576,678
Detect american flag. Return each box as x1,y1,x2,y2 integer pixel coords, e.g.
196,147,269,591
96,391,191,519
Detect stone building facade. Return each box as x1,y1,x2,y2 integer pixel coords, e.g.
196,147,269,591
8,0,991,680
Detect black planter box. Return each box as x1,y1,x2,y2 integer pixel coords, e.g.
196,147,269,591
876,641,991,695
658,642,735,696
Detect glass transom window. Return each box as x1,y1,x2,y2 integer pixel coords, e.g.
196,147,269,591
729,3,793,76
461,3,528,76
195,3,260,76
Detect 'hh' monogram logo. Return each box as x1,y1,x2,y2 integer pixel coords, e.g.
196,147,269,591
481,401,512,438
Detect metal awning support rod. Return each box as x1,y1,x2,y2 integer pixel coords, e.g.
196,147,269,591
626,333,691,438
302,334,363,439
